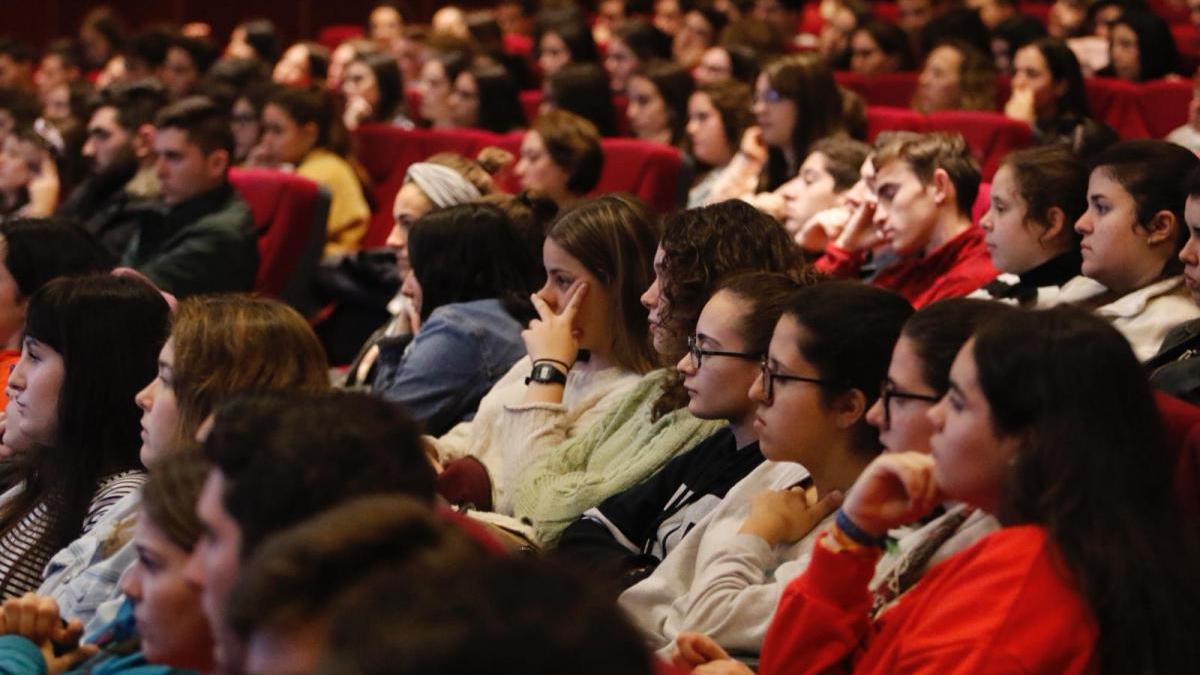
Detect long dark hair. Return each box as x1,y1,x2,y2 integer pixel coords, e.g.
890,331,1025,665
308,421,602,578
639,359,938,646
900,299,1014,396
784,281,914,457
535,16,600,65
973,306,1200,674
469,60,525,134
266,85,351,158
1,275,169,588
761,53,844,190
546,63,618,137
409,203,541,323
1111,8,1180,81
633,60,694,147
354,52,406,123
1025,37,1089,120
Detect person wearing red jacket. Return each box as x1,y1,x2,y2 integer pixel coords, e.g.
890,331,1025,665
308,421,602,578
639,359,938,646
675,307,1200,675
815,132,998,308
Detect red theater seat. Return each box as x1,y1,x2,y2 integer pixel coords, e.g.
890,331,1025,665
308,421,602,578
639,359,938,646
1086,78,1150,139
925,111,1033,180
1155,392,1200,532
865,106,925,141
316,25,364,51
406,88,424,126
1017,2,1051,25
519,90,543,126
872,3,899,23
835,72,919,108
354,125,499,246
1140,79,1193,139
594,138,684,213
229,168,329,313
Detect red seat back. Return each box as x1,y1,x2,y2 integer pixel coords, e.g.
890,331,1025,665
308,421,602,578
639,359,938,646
229,168,328,312
519,90,543,127
973,181,990,226
925,110,1033,180
1086,78,1151,138
1140,78,1193,139
865,105,925,141
1155,391,1200,532
354,125,499,247
594,138,684,213
316,25,364,51
836,72,920,108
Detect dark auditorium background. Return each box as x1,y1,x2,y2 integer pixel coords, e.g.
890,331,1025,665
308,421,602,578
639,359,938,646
11,1,458,47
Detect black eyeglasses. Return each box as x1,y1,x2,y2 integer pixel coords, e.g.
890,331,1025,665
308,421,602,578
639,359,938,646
879,379,941,428
759,355,834,403
687,335,760,370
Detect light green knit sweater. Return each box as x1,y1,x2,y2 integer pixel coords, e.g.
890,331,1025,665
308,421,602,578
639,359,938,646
510,368,725,545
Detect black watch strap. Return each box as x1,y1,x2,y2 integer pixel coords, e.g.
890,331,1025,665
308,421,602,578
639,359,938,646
525,362,568,386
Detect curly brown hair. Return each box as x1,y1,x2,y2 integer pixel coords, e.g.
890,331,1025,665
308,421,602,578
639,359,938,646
651,200,814,419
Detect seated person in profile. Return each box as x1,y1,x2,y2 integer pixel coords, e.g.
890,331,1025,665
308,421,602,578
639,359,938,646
121,96,257,297
56,80,167,258
815,132,998,308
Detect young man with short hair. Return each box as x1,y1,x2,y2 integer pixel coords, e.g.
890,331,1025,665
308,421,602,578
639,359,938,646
815,132,998,308
121,95,257,297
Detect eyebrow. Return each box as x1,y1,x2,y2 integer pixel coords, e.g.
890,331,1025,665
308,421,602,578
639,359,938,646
947,378,964,399
695,332,721,347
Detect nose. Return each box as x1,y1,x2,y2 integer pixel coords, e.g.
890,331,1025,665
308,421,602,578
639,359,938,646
866,396,885,429
7,356,25,393
1181,233,1200,265
180,543,206,587
979,207,994,231
640,277,660,311
515,156,528,178
386,223,407,250
135,379,154,413
926,395,947,430
675,350,694,375
536,279,557,310
1074,210,1092,235
82,137,96,158
748,369,767,405
120,562,143,601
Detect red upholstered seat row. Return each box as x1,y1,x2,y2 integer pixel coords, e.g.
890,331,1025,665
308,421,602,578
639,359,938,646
864,107,1032,180
353,125,685,247
837,72,1194,141
229,167,329,313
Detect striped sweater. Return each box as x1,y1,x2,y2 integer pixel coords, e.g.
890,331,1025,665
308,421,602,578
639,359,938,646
0,471,146,599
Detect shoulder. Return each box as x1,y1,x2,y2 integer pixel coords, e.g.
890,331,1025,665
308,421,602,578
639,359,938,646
299,150,358,182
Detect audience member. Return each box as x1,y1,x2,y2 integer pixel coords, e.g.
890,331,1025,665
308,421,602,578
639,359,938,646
370,203,540,436
160,36,219,100
693,44,760,86
542,63,620,137
627,60,694,148
1098,7,1180,81
272,41,330,89
0,219,109,408
516,110,603,211
686,81,754,208
778,136,873,254
535,15,601,78
416,50,469,129
533,201,807,546
122,96,257,297
674,7,728,70
849,22,916,74
620,281,912,659
606,20,672,94
39,294,330,630
224,19,281,67
1055,140,1200,360
989,14,1047,75
1148,164,1200,403
0,39,34,92
342,52,414,131
554,272,799,583
912,40,996,114
0,274,167,599
259,86,370,257
975,145,1085,305
428,195,658,517
185,391,438,674
448,59,525,133
816,132,998,307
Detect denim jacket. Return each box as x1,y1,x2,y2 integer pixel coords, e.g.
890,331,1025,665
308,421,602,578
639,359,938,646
372,299,526,437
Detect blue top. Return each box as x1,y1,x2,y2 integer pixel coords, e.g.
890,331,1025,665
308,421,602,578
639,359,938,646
0,599,194,674
372,298,526,436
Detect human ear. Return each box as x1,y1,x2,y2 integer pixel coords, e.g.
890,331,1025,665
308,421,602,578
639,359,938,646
206,148,230,180
133,124,157,160
834,388,868,429
1037,205,1068,247
930,167,954,207
1143,209,1178,247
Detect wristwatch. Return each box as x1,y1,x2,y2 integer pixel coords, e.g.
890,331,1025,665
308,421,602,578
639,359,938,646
525,362,568,386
